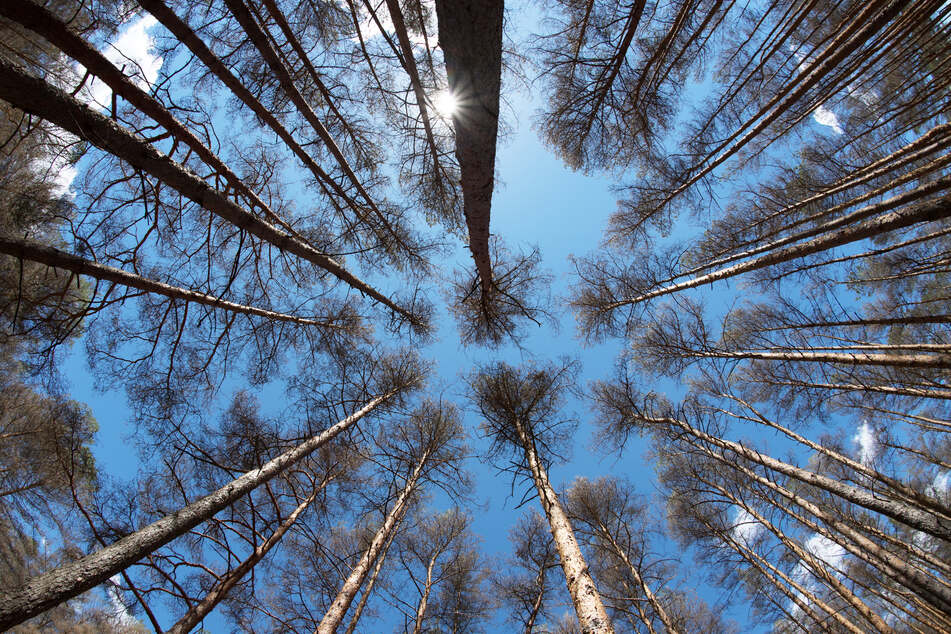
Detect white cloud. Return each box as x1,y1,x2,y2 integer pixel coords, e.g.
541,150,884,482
927,471,951,503
851,420,878,466
76,15,163,109
790,46,844,136
812,105,844,135
106,574,138,628
345,0,432,49
730,507,763,546
36,15,163,199
792,533,848,593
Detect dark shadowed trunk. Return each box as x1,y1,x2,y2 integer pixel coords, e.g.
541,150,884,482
434,0,503,292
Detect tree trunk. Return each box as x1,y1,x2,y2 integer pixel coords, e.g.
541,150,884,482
691,438,951,614
650,413,951,541
710,516,858,633
434,0,503,292
316,451,430,634
524,562,547,634
412,556,437,634
0,393,394,630
593,521,680,634
0,58,417,325
343,519,397,634
642,0,904,222
692,347,951,369
705,479,889,633
0,0,304,239
0,237,341,329
610,192,951,309
136,0,404,257
167,478,330,634
511,417,614,634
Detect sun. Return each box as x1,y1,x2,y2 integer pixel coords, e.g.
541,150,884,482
432,90,458,118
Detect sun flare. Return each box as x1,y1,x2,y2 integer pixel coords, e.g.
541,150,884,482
433,90,458,118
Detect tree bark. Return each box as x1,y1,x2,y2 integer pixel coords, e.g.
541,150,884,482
0,237,341,329
167,478,330,634
593,521,680,634
705,479,889,633
0,393,395,630
511,417,614,634
0,58,418,325
342,520,396,634
434,0,503,292
689,437,951,614
610,192,951,309
0,0,305,239
648,413,951,541
316,451,429,634
412,556,437,634
136,0,404,257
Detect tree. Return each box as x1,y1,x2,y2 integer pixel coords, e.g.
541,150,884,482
470,361,615,634
318,399,467,634
492,509,561,633
0,351,422,629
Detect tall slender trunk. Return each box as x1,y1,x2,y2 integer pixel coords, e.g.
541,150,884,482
688,348,951,369
136,0,407,261
0,0,303,239
343,517,397,634
0,237,340,329
714,393,951,533
592,521,680,634
220,0,403,252
0,58,417,324
641,0,905,222
511,417,614,634
609,192,951,309
524,561,548,634
316,451,430,634
382,0,452,195
0,393,395,630
758,313,951,331
412,556,437,634
434,0,503,292
707,516,858,633
167,476,332,634
704,479,889,633
646,413,951,540
687,436,951,613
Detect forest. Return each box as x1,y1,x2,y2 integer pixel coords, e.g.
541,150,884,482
0,0,948,632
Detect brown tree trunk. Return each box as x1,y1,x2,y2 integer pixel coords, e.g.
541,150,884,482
610,192,951,309
316,452,429,634
511,417,614,634
0,237,341,329
412,556,437,634
0,393,396,630
649,413,951,541
0,58,417,324
343,521,397,634
691,438,951,614
524,562,547,634
434,0,503,292
705,479,890,633
705,516,858,633
167,478,331,634
593,521,680,634
136,0,401,255
0,0,304,239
